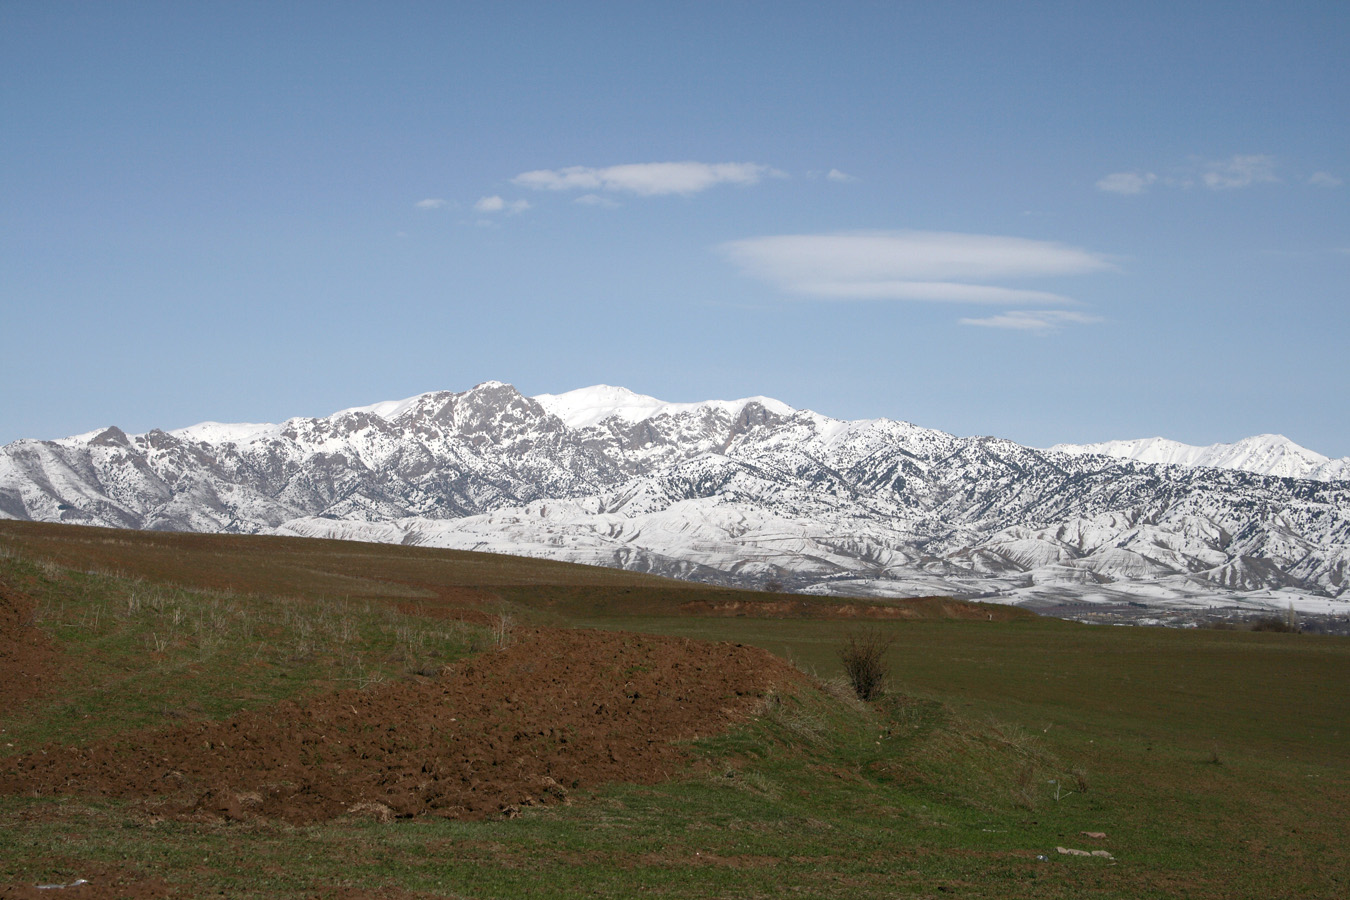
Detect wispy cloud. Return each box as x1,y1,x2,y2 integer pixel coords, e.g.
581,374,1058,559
1096,171,1156,195
720,231,1113,303
721,231,1111,332
415,198,447,209
797,281,1076,304
826,168,858,183
959,310,1102,333
1309,171,1343,188
474,195,530,214
1098,154,1283,194
575,193,620,208
512,161,783,196
1200,154,1278,190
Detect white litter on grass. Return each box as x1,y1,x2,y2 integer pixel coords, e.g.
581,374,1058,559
35,878,89,890
1057,846,1114,858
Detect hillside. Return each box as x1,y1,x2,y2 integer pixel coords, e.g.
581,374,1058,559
1,523,1347,898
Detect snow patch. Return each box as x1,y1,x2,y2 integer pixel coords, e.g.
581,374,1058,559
170,421,278,445
533,385,793,429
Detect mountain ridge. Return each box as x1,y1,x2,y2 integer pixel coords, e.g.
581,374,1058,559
43,382,1345,479
1051,434,1349,482
2,381,1347,618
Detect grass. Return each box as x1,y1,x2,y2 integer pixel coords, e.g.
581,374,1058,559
2,521,1348,898
0,680,1112,897
0,552,488,751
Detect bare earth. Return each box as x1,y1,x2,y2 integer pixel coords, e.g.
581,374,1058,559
0,582,56,717
1,628,801,825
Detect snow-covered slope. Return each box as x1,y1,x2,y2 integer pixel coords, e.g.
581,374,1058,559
3,381,1348,617
534,384,792,429
1051,434,1350,482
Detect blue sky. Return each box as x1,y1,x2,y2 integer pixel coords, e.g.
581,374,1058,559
3,1,1347,456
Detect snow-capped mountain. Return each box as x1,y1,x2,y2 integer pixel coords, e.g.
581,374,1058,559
2,381,1347,617
1050,434,1350,482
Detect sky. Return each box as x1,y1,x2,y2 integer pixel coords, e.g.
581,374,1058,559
3,1,1347,457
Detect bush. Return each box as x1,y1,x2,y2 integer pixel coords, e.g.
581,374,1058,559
838,626,895,701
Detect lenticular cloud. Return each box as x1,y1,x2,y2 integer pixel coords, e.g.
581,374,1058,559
720,230,1113,304
513,161,779,196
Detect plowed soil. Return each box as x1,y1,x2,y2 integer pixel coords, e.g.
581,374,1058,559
0,580,56,716
1,629,801,824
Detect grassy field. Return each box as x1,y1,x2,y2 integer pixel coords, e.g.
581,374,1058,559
1,521,1346,898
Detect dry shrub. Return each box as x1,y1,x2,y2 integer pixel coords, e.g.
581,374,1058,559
838,626,895,701
491,611,515,649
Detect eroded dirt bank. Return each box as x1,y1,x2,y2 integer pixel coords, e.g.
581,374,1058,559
2,628,801,824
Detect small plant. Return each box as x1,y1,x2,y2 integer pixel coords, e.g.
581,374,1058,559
1048,775,1085,802
492,611,515,650
838,626,895,701
36,557,65,579
1013,762,1038,809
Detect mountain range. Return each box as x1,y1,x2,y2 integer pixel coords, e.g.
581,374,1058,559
1051,435,1350,483
2,381,1347,617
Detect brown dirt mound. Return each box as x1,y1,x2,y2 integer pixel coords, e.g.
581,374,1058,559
1,629,800,824
0,579,57,716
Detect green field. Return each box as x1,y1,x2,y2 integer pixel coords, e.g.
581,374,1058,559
1,521,1346,898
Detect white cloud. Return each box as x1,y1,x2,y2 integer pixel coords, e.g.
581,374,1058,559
720,231,1113,303
798,281,1075,304
415,198,447,209
1096,171,1157,195
575,193,620,208
1200,154,1278,190
474,195,530,214
1098,154,1291,195
826,168,858,183
1309,171,1343,188
958,310,1102,333
512,161,782,196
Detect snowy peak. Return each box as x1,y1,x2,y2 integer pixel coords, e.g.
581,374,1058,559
532,384,794,430
1051,434,1348,482
336,393,440,423
338,381,517,424
33,382,1347,485
3,379,1348,617
170,421,278,445
532,385,662,428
